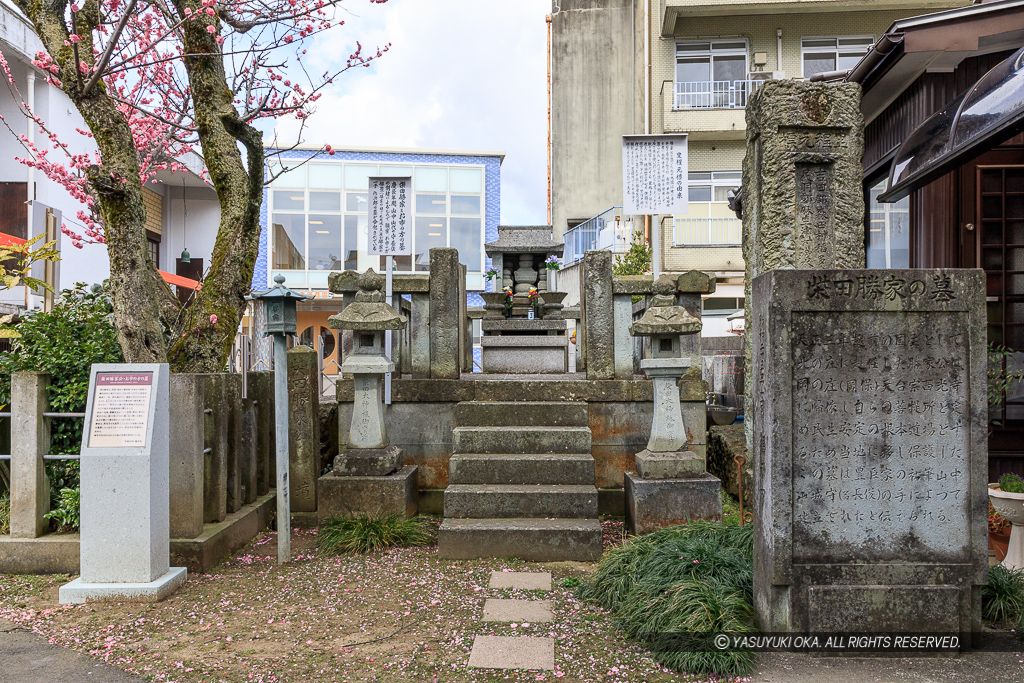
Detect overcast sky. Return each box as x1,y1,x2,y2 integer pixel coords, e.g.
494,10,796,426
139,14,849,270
270,0,552,225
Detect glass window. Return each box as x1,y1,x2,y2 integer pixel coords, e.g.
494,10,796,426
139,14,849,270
344,165,378,190
415,167,447,192
377,166,414,178
415,216,447,271
308,164,342,189
451,217,482,271
675,41,748,84
346,192,367,212
688,171,739,201
268,162,304,187
867,180,910,268
307,214,342,271
417,193,447,214
343,214,364,271
451,195,481,215
380,255,413,271
689,186,712,202
273,190,305,211
272,214,305,269
801,36,873,78
310,191,341,212
450,167,483,193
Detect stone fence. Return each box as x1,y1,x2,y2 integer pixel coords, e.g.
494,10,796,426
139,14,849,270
0,369,289,574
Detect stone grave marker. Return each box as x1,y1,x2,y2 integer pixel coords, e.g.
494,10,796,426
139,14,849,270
60,364,187,603
751,269,987,636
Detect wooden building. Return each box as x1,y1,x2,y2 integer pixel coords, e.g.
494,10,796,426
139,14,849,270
846,0,1024,477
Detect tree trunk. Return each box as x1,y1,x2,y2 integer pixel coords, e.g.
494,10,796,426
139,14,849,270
16,1,169,364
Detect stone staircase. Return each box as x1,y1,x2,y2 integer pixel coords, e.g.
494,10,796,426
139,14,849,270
437,401,603,561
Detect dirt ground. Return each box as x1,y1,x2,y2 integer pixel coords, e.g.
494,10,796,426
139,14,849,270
1,519,1022,683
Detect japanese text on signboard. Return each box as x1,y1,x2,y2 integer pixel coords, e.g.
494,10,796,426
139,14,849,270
87,372,153,449
368,176,412,256
621,135,688,215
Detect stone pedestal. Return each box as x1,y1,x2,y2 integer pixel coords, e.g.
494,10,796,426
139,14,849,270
287,347,319,513
60,364,187,604
479,319,569,374
318,466,418,521
625,472,722,535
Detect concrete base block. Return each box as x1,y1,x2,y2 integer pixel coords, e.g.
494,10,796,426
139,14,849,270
171,492,276,573
59,566,187,605
636,449,705,480
625,471,722,535
0,534,81,574
481,336,567,374
318,466,418,522
333,445,402,477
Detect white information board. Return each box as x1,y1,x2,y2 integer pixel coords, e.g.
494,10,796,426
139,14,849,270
621,134,688,215
368,176,412,256
87,371,154,449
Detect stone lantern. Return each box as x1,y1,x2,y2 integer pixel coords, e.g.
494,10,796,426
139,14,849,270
319,269,418,519
626,275,722,533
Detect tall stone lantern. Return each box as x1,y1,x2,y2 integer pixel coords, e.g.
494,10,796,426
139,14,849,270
626,275,722,533
318,269,418,519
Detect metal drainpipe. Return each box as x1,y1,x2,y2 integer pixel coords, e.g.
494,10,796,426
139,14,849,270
547,14,553,227
777,29,783,76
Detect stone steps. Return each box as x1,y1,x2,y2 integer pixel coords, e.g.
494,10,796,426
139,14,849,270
438,518,603,562
452,426,591,454
455,401,588,428
444,484,598,519
448,453,594,485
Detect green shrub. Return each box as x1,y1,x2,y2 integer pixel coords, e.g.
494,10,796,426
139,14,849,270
319,513,433,555
44,488,80,532
984,564,1024,631
0,283,121,529
998,473,1024,494
0,492,9,535
578,522,756,677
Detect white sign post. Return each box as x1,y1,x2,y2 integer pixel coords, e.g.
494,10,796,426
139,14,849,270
60,363,187,604
367,176,412,405
622,134,688,279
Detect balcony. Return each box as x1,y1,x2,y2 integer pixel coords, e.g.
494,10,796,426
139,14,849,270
674,216,742,246
673,79,765,110
563,207,636,266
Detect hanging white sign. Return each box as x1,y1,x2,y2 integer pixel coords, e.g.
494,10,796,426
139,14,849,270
621,134,688,215
368,176,412,256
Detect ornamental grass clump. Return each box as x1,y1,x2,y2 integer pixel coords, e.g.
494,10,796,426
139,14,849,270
577,521,756,677
984,564,1024,633
319,513,433,555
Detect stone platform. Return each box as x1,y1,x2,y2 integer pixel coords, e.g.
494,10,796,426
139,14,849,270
59,567,187,605
318,466,418,522
625,471,722,534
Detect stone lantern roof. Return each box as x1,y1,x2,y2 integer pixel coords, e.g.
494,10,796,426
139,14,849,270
485,225,564,256
629,276,702,337
327,269,408,331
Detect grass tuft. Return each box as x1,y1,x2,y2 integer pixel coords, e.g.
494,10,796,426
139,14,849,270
577,521,756,677
0,492,9,535
984,564,1024,631
319,512,433,555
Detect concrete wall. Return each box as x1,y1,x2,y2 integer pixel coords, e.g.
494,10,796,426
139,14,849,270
551,0,642,240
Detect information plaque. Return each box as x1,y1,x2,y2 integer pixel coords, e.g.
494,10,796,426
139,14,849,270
621,134,688,215
367,176,412,256
88,371,154,449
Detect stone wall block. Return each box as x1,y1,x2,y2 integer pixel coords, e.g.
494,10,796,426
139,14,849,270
248,371,274,496
429,248,461,378
224,374,243,514
583,250,614,379
10,372,49,538
288,346,320,513
201,374,228,523
169,374,204,539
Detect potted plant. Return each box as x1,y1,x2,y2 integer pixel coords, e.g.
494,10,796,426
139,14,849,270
544,255,562,291
989,473,1024,570
990,502,1012,562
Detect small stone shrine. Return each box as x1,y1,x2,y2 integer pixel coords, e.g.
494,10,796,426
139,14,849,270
751,268,987,636
480,225,569,373
318,269,418,521
625,276,722,533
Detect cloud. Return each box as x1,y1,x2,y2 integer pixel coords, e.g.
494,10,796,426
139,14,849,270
270,0,552,224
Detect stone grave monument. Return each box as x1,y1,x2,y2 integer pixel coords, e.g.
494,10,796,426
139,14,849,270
60,364,187,603
480,225,569,373
751,269,987,635
319,269,418,520
625,276,722,533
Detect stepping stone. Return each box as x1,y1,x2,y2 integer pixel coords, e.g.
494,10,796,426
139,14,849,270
483,598,554,623
468,635,555,670
488,571,552,591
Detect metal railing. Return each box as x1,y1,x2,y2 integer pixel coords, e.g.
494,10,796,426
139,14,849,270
673,79,765,110
563,207,636,266
674,216,743,246
0,411,84,462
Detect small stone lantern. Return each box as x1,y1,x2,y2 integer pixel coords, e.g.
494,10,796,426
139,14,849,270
626,275,722,533
327,269,408,474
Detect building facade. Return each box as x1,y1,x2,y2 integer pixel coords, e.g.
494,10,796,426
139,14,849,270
551,0,966,322
253,146,503,372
